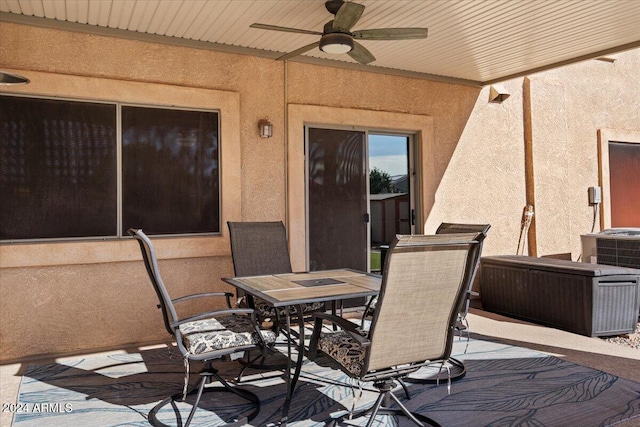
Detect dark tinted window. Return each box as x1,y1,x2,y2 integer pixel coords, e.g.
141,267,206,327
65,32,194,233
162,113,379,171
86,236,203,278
1,96,220,241
0,96,117,240
122,106,220,235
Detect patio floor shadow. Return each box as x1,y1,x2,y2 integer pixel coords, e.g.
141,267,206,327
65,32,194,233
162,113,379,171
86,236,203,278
8,335,640,427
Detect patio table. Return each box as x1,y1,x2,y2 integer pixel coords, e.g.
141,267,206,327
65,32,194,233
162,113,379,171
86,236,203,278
223,268,381,426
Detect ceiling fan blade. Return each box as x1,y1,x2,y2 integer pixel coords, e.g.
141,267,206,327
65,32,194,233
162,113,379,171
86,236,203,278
348,41,375,64
276,41,321,61
352,28,428,40
333,1,365,31
250,23,322,36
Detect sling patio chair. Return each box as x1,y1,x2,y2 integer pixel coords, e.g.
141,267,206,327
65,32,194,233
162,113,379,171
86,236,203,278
434,223,492,338
227,221,325,329
227,221,325,372
406,223,491,383
362,222,490,383
129,228,277,427
309,233,479,427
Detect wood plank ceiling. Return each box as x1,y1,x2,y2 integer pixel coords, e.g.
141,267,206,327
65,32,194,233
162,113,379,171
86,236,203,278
1,0,640,86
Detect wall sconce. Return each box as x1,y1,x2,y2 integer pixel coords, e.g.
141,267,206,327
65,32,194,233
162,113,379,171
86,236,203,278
489,84,510,103
258,118,273,138
0,71,30,85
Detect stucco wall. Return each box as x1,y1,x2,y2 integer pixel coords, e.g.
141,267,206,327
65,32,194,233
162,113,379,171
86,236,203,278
1,256,234,358
529,53,640,256
427,50,640,257
1,20,638,362
425,79,527,255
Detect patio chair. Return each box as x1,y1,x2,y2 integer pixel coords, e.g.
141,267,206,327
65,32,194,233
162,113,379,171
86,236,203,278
435,223,491,340
128,228,277,427
227,221,325,326
362,222,490,382
227,221,326,374
309,233,479,427
404,223,491,383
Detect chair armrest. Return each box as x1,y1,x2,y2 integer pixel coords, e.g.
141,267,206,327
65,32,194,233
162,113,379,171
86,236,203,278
170,308,255,328
360,296,377,327
171,292,234,308
312,313,367,340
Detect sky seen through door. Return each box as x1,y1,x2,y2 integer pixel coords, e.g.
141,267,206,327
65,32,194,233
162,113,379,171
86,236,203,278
369,134,408,177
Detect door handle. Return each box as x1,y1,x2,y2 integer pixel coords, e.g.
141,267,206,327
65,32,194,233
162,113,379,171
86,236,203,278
364,213,370,223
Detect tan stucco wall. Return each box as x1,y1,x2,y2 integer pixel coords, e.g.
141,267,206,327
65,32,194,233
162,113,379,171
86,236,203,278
427,50,640,257
425,79,528,255
528,54,640,256
1,20,639,362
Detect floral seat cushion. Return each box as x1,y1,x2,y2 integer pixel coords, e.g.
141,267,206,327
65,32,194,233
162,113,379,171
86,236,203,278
179,315,277,355
254,298,325,318
317,330,367,377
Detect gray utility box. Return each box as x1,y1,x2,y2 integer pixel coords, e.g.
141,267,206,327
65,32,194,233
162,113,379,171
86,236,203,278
480,255,640,337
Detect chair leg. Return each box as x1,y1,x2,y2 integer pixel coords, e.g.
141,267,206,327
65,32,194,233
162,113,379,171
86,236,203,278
404,357,467,384
148,366,260,427
184,373,208,427
397,377,411,400
327,380,441,427
365,392,386,427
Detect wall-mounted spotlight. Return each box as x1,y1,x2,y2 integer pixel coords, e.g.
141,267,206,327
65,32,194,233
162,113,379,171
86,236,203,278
258,118,273,138
0,71,30,85
489,84,510,103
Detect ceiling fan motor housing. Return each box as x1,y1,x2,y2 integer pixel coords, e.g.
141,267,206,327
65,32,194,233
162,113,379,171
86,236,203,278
325,0,345,15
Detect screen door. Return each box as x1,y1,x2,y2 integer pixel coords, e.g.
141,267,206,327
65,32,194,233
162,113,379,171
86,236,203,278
307,127,368,272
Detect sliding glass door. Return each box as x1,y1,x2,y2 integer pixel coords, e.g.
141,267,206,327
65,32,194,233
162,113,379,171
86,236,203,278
306,127,415,290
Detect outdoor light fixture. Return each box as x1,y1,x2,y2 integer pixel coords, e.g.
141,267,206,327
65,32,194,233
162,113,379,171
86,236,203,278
258,118,273,138
489,84,510,103
319,33,354,54
0,71,30,85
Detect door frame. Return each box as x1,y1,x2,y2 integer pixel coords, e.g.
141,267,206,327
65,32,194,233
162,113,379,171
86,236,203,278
287,104,434,272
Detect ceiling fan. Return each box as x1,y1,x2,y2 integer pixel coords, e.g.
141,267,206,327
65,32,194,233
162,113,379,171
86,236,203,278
250,0,428,65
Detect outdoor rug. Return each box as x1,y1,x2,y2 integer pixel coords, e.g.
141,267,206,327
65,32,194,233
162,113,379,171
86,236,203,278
12,337,640,427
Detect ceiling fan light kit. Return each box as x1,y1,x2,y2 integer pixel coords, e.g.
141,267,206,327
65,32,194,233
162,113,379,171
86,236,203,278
320,33,354,54
250,0,428,64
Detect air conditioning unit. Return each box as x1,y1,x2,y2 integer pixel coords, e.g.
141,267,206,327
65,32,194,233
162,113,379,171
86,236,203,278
582,228,640,269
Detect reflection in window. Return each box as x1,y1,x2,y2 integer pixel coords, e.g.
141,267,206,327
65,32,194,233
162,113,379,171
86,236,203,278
122,106,220,235
0,96,117,240
368,134,410,245
0,95,221,241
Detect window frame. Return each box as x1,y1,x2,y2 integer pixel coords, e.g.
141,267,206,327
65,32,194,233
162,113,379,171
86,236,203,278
0,71,241,268
1,93,119,242
0,93,222,243
597,128,640,229
119,102,222,239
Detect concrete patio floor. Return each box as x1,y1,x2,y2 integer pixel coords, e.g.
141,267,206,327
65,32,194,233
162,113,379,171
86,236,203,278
1,308,639,427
